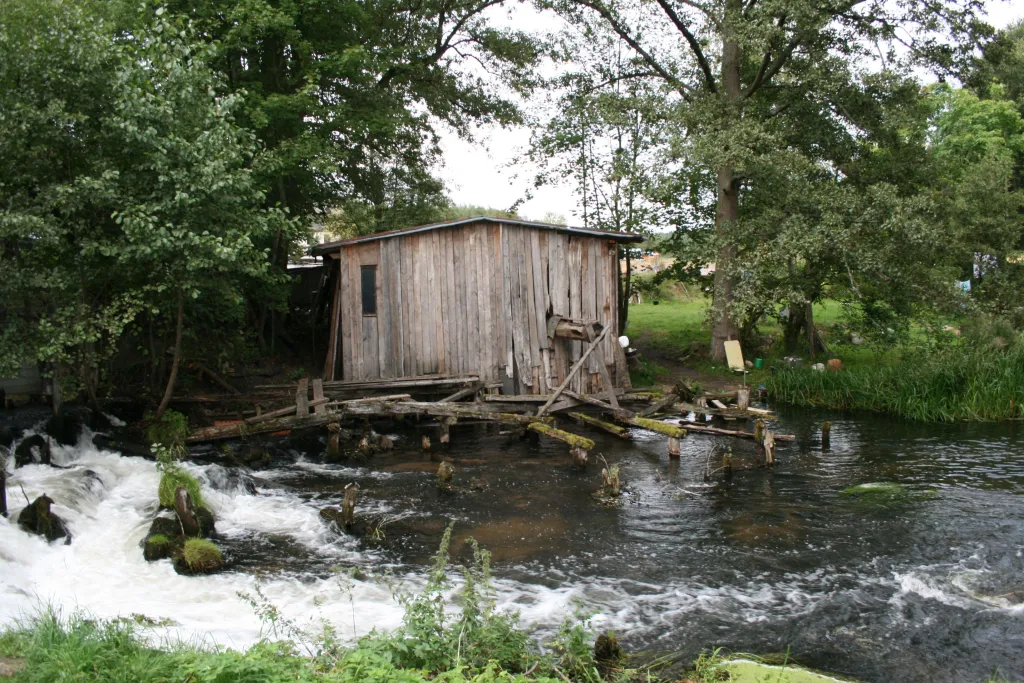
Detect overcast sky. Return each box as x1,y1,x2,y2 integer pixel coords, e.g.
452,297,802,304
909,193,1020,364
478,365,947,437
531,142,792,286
436,0,1024,225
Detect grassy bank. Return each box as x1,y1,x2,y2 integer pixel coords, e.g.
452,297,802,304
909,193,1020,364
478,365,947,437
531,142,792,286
766,341,1024,421
625,297,1024,421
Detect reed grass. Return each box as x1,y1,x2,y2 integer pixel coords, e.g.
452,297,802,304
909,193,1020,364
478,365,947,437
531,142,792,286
766,339,1024,422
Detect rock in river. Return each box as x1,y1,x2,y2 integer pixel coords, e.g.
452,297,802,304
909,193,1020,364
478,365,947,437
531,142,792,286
17,495,70,543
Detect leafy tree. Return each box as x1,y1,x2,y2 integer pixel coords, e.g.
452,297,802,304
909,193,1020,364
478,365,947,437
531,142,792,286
0,1,292,412
542,0,990,359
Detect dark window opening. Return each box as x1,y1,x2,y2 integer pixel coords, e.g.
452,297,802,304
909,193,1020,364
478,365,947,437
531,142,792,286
361,265,377,315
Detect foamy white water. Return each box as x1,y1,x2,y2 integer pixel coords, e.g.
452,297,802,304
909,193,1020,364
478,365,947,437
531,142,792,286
0,430,410,649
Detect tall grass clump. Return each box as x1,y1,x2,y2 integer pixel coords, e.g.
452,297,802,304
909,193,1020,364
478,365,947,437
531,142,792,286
767,335,1024,421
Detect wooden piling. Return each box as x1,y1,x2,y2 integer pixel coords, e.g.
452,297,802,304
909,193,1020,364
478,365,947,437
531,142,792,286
668,437,681,459
1,469,7,518
736,387,750,412
571,447,589,468
438,461,454,489
821,421,831,451
326,422,341,461
421,434,431,450
763,430,776,466
341,483,359,530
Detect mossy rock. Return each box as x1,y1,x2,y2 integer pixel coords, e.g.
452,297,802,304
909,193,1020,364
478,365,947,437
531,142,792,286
195,505,216,537
148,516,181,539
722,660,853,682
158,470,203,509
143,534,176,562
17,495,70,543
839,482,932,507
175,538,224,575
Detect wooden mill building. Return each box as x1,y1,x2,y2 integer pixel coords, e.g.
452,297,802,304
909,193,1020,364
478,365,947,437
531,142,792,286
313,217,643,395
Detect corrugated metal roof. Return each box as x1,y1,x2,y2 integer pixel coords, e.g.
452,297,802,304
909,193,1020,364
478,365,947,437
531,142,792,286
310,216,644,255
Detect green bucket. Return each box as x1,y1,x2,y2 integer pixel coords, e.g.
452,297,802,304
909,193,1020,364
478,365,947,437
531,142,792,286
753,358,764,369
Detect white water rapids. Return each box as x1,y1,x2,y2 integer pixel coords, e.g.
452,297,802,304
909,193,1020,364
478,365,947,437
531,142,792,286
3,418,1024,682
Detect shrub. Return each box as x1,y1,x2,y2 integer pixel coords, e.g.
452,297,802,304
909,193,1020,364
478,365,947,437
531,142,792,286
145,410,188,449
182,539,223,572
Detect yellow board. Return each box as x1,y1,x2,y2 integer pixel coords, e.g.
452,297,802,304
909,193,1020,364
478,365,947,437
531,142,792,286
724,339,745,371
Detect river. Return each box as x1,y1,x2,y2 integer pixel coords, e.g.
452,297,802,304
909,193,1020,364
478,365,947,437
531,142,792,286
2,405,1023,682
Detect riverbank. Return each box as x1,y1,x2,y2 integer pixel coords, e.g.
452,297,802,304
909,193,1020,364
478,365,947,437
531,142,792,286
626,299,1024,422
0,610,863,683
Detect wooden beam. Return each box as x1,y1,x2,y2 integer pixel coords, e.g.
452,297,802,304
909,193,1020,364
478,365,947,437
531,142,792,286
586,324,620,411
526,422,595,450
619,416,688,439
537,325,611,416
191,360,241,395
296,378,309,416
568,412,630,438
640,393,679,417
439,383,482,402
245,398,329,424
312,379,326,414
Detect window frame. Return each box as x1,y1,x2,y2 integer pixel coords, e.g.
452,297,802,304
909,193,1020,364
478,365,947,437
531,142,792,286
360,264,377,317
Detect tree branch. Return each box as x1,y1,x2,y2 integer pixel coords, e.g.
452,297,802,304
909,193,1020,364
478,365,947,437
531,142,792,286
653,0,718,92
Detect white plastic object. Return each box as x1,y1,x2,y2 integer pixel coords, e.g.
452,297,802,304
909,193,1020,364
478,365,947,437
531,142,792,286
618,335,630,348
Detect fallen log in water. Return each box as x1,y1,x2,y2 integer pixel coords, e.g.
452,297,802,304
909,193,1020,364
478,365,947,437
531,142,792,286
526,422,595,451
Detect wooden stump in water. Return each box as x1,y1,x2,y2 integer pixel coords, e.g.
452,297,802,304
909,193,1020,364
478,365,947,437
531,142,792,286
668,437,681,459
601,466,621,497
421,434,431,451
439,417,455,444
722,451,733,479
753,418,765,443
174,486,201,537
821,421,832,451
736,387,750,412
0,469,6,518
341,483,359,530
437,461,454,490
763,430,776,466
571,447,589,468
326,422,341,461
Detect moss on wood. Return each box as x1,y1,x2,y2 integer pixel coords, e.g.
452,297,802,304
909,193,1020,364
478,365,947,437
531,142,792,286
624,417,687,438
568,413,629,438
526,422,595,450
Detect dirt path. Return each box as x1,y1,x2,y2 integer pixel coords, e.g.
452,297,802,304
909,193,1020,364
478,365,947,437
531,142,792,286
631,333,743,393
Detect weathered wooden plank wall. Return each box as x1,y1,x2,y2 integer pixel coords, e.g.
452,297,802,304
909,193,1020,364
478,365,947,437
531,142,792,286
328,221,621,390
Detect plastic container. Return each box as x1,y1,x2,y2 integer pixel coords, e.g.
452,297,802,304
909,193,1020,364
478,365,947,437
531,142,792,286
754,358,764,369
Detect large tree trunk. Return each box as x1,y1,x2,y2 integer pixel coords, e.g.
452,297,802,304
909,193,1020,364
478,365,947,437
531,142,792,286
709,6,743,362
156,291,184,417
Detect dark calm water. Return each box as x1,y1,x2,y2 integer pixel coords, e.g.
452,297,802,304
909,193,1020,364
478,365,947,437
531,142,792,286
3,405,1023,682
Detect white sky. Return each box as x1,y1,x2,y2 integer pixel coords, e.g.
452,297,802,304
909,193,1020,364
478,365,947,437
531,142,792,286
436,0,1024,224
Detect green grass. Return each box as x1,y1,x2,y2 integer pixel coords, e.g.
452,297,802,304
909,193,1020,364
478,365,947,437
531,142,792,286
766,340,1024,421
181,539,223,572
157,469,204,509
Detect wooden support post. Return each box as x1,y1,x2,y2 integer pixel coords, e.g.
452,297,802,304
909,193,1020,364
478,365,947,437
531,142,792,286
312,379,326,415
439,418,453,444
421,434,431,450
341,483,359,530
668,437,681,459
736,388,750,412
571,447,588,468
537,325,611,416
586,324,620,411
753,419,765,443
295,378,309,416
438,461,454,488
821,421,831,451
763,430,776,466
326,422,341,462
1,469,7,518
